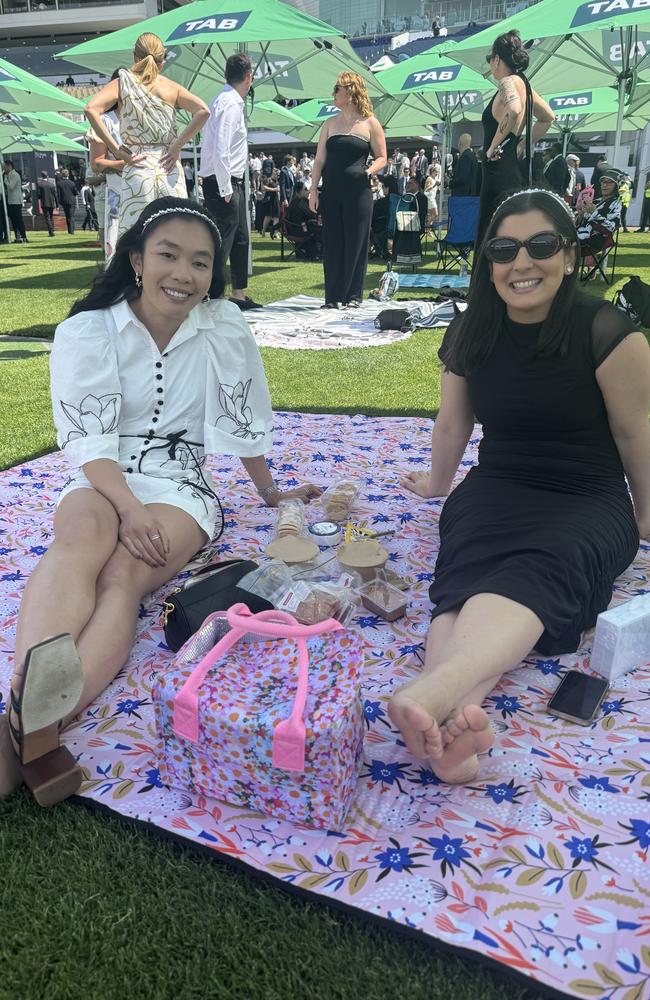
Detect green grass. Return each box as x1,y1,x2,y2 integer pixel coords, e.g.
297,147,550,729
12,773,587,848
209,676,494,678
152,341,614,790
0,228,647,999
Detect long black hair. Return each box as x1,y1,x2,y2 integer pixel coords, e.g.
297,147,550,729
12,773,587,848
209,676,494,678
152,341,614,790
489,30,533,184
443,190,579,375
69,196,226,317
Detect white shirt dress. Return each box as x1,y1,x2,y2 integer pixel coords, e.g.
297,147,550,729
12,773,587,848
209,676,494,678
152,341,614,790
50,298,274,539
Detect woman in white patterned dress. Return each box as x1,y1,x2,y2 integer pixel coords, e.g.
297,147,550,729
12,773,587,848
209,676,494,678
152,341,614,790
85,32,209,237
87,73,124,261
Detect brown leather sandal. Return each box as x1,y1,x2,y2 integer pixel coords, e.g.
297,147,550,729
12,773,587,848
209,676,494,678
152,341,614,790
8,634,84,807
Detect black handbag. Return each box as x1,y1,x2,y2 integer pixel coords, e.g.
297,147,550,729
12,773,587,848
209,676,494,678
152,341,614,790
374,308,412,332
162,558,272,652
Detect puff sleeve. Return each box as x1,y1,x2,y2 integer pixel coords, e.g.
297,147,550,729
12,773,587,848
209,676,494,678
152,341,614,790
49,310,122,467
203,299,274,457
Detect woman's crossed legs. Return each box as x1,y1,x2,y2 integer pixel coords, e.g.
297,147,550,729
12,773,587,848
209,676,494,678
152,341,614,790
11,487,206,734
388,593,544,784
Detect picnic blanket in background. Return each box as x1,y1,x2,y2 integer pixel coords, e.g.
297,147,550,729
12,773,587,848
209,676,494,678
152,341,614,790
246,296,458,349
396,274,471,289
1,412,649,1000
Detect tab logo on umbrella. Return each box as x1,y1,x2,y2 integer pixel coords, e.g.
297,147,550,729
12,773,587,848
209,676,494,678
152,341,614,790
607,32,650,62
0,68,18,82
550,92,593,108
401,65,461,90
570,0,650,29
168,10,251,40
317,104,339,117
253,55,301,89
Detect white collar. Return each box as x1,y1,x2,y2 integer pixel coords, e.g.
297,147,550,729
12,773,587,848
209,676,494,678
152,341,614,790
110,298,206,351
223,83,244,106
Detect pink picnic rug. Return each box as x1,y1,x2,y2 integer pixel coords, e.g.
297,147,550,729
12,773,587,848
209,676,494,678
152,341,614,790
1,412,649,1000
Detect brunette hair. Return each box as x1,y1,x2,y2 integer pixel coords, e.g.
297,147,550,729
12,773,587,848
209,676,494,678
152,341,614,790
130,32,165,90
225,52,252,85
336,72,373,119
68,197,226,316
489,29,530,73
442,190,578,375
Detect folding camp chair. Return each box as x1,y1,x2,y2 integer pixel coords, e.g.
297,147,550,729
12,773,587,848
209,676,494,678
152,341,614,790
579,223,620,285
279,207,319,262
436,196,480,274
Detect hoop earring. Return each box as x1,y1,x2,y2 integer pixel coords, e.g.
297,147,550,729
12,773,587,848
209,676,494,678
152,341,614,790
134,272,142,288
203,292,210,302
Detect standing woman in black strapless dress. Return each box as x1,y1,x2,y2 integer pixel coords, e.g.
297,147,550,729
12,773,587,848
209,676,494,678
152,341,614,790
476,30,555,247
310,72,387,308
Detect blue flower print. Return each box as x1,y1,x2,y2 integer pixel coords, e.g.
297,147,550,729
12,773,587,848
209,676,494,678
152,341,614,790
399,643,423,657
483,780,526,804
426,834,480,878
489,694,522,718
362,760,410,793
114,698,149,719
578,775,620,794
357,614,384,630
618,818,650,849
366,494,388,503
374,840,426,883
139,767,164,791
565,833,613,870
0,547,11,556
415,572,433,582
311,452,326,462
566,836,598,864
535,658,563,676
414,767,441,786
362,700,390,729
2,571,22,582
399,512,415,524
601,699,624,715
376,846,413,872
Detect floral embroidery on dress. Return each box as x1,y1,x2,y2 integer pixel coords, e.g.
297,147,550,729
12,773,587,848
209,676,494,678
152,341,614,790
215,380,265,440
60,393,121,446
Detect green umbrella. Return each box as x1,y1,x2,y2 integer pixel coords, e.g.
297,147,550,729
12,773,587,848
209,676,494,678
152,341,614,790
0,132,87,154
247,99,313,136
291,93,474,140
0,110,85,136
445,0,650,163
376,56,493,213
55,0,386,101
0,56,86,113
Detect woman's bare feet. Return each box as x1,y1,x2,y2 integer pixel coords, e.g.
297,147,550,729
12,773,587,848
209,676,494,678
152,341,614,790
435,705,494,783
388,672,457,759
388,679,494,784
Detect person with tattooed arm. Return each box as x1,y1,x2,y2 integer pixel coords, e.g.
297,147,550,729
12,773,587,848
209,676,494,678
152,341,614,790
476,30,554,246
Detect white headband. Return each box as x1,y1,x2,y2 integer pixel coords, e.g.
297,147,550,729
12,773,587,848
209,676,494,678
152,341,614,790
141,206,222,245
495,187,575,220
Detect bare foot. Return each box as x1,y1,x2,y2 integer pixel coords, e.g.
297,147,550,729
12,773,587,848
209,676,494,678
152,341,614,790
434,705,494,784
388,672,456,759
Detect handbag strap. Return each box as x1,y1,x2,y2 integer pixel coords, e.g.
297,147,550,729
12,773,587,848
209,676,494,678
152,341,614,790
172,603,344,770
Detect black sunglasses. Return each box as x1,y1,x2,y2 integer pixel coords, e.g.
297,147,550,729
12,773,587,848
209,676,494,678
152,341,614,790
332,84,347,93
484,231,575,264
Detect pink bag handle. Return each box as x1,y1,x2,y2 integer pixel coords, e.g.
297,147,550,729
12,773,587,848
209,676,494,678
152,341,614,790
173,603,344,773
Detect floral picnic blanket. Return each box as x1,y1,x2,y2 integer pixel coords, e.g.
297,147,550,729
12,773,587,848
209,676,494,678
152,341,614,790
1,412,649,1000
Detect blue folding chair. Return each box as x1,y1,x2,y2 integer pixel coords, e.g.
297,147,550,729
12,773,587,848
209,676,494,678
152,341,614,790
436,196,480,274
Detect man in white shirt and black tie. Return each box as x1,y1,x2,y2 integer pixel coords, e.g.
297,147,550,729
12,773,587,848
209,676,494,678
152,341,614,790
200,52,261,310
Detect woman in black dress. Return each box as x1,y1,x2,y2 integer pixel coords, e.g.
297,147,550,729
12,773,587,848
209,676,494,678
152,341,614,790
389,189,650,784
310,72,387,309
476,31,555,247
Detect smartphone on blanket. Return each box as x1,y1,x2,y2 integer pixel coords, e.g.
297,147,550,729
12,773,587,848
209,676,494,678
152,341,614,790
546,670,609,726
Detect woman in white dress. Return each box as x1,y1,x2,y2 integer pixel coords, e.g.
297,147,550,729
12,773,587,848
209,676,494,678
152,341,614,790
87,69,124,261
0,197,321,807
423,163,441,226
85,33,209,238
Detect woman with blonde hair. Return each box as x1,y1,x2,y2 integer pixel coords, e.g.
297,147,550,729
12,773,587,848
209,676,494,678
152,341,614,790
309,71,387,308
85,33,209,237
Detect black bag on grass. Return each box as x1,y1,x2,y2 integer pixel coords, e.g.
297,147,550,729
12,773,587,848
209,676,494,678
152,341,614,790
614,276,650,328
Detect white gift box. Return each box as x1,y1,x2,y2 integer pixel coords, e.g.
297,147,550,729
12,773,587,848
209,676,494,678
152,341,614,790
590,594,650,681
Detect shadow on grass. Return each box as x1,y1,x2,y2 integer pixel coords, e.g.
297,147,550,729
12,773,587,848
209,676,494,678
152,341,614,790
0,265,99,291
2,326,55,339
0,350,50,360
9,250,102,262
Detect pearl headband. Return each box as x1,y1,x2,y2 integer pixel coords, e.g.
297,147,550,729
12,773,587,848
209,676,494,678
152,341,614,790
141,206,222,246
494,187,575,220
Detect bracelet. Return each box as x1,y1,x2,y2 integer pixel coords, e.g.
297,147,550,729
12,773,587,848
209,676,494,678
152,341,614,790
258,481,280,501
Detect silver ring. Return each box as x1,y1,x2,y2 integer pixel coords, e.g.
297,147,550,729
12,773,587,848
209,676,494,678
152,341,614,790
150,534,161,540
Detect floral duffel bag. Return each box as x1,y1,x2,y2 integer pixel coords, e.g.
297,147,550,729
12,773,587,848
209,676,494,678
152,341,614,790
152,603,367,829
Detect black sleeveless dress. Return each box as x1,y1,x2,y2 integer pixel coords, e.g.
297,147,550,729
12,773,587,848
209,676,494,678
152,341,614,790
320,133,373,305
430,295,640,655
476,94,523,248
